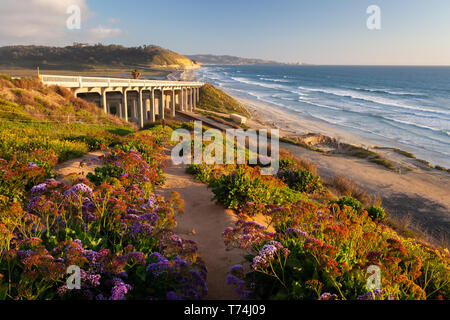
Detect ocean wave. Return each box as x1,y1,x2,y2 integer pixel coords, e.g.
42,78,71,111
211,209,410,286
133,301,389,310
230,76,286,90
297,86,450,117
349,87,427,98
260,77,291,83
383,117,450,137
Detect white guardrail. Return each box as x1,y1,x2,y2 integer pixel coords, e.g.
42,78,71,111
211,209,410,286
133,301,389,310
39,75,204,88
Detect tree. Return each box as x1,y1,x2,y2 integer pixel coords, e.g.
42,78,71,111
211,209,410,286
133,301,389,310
131,69,141,79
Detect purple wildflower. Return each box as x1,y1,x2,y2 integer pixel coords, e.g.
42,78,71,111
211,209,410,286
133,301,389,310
31,183,47,195
110,278,132,300
166,291,182,300
319,292,338,300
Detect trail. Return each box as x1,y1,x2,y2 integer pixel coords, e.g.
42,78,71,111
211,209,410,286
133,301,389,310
156,150,245,300
54,149,247,299
55,150,106,180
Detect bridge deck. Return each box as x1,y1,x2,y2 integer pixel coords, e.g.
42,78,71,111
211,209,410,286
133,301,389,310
39,74,204,88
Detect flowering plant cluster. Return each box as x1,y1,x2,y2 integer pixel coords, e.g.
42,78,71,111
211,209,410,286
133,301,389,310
186,147,450,300
223,199,449,300
0,131,207,300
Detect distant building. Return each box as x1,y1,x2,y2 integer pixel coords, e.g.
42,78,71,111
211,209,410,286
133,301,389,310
72,42,89,48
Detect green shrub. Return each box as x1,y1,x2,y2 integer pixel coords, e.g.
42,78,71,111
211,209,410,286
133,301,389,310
277,169,323,194
87,164,124,186
279,158,296,171
211,167,304,209
330,195,363,213
186,164,212,183
366,205,387,221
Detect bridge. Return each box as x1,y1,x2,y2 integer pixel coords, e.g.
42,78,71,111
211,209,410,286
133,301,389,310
39,74,204,128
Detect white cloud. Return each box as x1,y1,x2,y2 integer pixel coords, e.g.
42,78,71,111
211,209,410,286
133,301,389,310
88,26,123,39
0,0,122,45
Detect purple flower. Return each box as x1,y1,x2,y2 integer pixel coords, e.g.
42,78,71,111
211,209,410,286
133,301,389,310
28,162,39,168
125,251,146,265
226,274,241,286
31,183,47,195
110,278,132,300
146,253,171,277
80,270,101,288
140,197,156,210
166,291,182,300
230,264,243,273
57,285,70,297
285,227,308,238
64,183,93,197
319,292,338,300
357,289,383,300
252,241,290,271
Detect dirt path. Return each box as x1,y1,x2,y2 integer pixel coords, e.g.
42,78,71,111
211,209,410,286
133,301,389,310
156,153,246,300
55,150,106,180
54,149,246,299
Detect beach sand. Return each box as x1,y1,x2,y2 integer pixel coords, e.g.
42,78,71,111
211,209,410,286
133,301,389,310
234,96,450,246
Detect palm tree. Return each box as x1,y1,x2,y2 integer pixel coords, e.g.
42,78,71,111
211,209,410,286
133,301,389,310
131,69,141,79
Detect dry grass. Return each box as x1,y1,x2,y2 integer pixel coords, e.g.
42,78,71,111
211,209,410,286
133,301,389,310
329,174,371,206
279,149,318,175
386,214,450,249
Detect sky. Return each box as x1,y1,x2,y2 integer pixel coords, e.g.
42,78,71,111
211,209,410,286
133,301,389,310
0,0,449,65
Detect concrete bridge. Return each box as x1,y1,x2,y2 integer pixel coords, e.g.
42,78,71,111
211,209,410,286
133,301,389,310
39,74,204,127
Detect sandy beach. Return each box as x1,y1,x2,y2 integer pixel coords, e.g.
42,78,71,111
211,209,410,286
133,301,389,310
231,95,450,246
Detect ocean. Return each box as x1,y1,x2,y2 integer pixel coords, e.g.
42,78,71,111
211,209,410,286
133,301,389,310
195,65,450,168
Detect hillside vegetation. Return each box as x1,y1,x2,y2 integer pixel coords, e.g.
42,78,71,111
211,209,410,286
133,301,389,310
197,83,250,117
0,77,208,300
0,75,134,180
184,134,450,300
0,44,200,71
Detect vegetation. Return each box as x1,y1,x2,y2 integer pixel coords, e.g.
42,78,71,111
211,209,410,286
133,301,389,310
182,129,449,300
0,132,207,300
197,84,250,117
0,44,199,70
367,205,387,222
224,198,449,300
0,76,133,203
211,166,306,209
131,69,141,79
277,169,323,194
0,77,207,300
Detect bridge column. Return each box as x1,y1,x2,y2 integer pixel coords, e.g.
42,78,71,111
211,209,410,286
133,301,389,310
193,88,197,110
189,88,193,112
101,89,107,113
123,90,128,122
180,88,184,111
172,89,176,117
160,89,165,120
151,88,156,122
186,88,189,112
138,89,144,128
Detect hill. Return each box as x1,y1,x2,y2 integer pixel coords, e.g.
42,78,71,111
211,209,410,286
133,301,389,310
186,54,283,66
0,44,200,71
197,83,250,117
